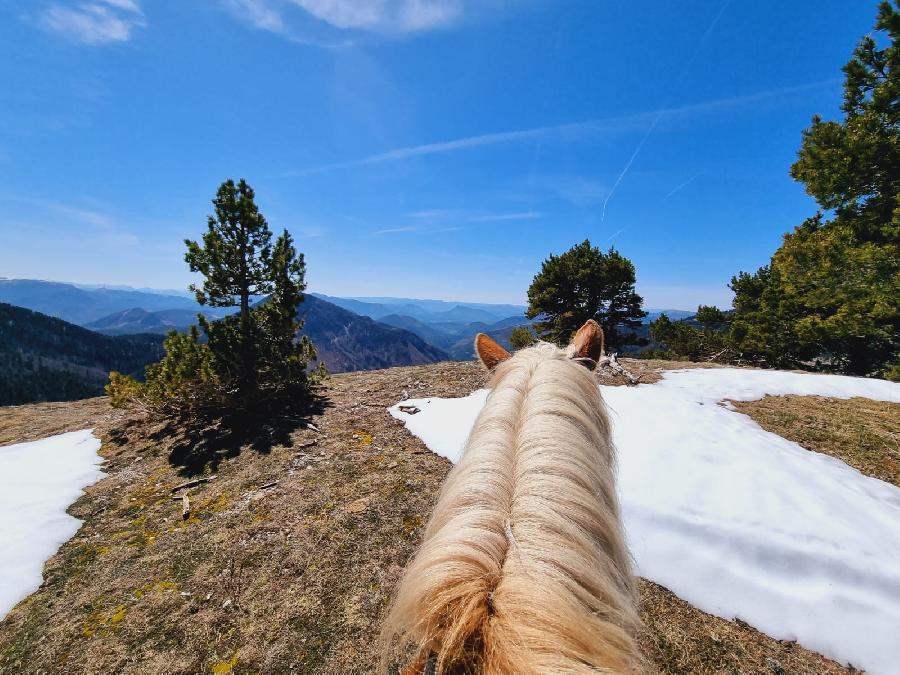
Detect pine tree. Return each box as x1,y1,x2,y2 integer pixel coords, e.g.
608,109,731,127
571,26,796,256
256,230,322,392
526,240,646,348
185,179,275,397
731,2,899,376
183,179,319,405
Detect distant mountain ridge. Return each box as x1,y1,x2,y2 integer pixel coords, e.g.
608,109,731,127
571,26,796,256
0,279,233,326
299,295,449,372
85,308,223,335
311,293,527,324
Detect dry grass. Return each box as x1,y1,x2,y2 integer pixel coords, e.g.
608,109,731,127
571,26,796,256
0,397,123,446
733,395,900,488
0,359,858,674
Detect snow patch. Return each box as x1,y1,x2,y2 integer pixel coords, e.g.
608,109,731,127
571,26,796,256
0,430,104,619
389,368,900,674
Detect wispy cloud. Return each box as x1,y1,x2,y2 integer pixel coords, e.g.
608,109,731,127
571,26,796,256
1,195,139,246
225,0,286,33
224,0,463,42
469,211,542,222
407,208,464,219
291,80,837,176
37,0,145,45
373,223,466,235
373,225,421,235
291,0,461,32
537,175,609,206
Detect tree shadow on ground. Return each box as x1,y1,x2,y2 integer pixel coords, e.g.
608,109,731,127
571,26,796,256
150,390,331,477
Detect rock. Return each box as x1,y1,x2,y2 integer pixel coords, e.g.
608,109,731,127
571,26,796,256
344,497,370,515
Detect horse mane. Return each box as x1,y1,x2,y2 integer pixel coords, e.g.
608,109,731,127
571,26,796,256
381,341,646,674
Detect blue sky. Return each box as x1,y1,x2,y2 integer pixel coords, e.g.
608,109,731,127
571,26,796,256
0,0,878,308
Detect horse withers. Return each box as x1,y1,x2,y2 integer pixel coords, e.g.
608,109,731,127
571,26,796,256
382,320,645,674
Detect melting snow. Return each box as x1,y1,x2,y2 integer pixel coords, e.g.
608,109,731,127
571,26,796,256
389,368,900,674
0,430,104,619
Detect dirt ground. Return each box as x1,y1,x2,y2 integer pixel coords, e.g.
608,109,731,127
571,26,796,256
733,395,900,488
0,359,869,674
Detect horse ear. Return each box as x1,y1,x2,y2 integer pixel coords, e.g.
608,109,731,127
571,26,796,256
475,333,511,370
571,320,605,363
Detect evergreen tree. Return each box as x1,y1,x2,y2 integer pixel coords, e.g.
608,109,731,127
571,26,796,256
508,325,538,350
256,230,322,391
526,239,646,348
731,1,899,376
184,179,319,405
185,179,274,399
648,308,732,362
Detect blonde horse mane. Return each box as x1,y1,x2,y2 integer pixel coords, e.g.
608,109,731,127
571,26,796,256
381,322,645,674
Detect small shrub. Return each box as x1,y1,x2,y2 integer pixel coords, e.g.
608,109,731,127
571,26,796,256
106,371,143,409
509,326,538,350
885,362,900,383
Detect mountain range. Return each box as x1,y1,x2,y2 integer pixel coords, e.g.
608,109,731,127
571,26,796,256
0,278,693,404
0,278,234,325
0,280,458,392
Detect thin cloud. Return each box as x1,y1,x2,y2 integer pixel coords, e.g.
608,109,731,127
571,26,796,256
3,195,116,228
291,80,837,176
225,0,286,33
224,0,462,42
291,0,461,32
1,195,139,246
469,211,543,222
99,0,141,11
407,208,465,219
38,0,145,45
373,225,420,235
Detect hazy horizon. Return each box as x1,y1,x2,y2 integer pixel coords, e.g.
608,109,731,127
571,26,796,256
1,276,709,312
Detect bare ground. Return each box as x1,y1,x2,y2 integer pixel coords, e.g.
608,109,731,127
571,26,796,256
0,359,865,674
733,395,900,488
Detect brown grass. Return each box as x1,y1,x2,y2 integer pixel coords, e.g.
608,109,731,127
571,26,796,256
0,397,123,446
733,395,900,488
0,359,857,674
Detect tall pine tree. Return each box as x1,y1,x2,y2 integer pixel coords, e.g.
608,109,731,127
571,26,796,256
184,179,318,404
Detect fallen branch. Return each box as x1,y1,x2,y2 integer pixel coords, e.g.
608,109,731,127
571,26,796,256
598,353,641,386
294,440,318,452
180,494,190,520
398,405,421,415
254,481,279,492
171,475,217,493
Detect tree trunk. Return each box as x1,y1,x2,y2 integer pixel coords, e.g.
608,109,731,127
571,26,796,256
239,225,255,404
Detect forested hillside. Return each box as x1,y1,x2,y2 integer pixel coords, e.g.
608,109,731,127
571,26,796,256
300,295,449,372
0,303,164,405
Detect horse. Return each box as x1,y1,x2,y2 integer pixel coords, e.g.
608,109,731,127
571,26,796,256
382,320,645,674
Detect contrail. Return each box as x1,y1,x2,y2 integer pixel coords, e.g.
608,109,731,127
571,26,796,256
600,115,660,223
599,0,731,224
663,170,705,201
